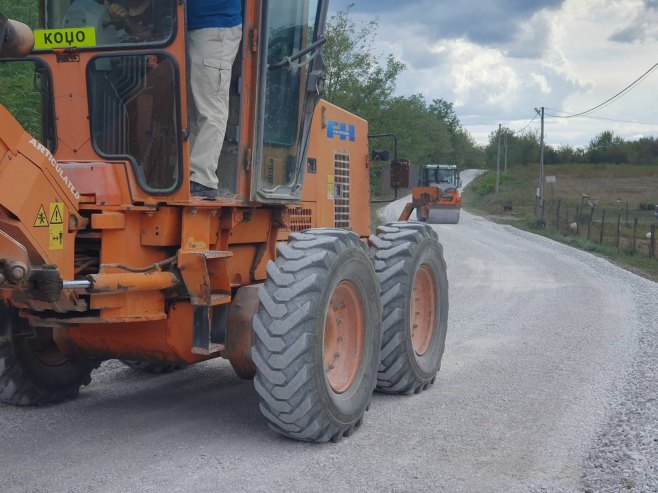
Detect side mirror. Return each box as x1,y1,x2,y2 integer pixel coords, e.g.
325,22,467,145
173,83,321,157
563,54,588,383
372,149,390,162
390,159,409,189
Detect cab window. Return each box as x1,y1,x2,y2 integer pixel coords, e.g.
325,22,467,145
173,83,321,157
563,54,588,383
88,54,180,192
42,0,175,48
0,60,56,151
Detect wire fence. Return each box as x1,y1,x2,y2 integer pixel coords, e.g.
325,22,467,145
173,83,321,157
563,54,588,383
537,199,657,258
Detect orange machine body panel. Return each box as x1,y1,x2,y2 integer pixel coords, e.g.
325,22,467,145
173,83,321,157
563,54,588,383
0,1,376,363
290,101,371,237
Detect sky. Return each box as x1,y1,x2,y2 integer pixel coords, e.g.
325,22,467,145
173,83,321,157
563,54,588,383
329,0,658,148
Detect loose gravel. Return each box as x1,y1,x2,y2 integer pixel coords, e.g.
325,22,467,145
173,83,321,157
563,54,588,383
0,170,656,492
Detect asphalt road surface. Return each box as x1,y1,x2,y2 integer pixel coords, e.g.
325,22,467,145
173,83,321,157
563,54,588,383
1,170,657,492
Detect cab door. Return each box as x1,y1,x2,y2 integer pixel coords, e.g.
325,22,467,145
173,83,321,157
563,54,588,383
251,0,328,203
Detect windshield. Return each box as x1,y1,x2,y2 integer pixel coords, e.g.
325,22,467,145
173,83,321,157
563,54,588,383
38,0,175,49
425,168,458,186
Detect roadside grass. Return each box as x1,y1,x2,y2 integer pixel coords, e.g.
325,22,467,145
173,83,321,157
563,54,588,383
463,165,658,282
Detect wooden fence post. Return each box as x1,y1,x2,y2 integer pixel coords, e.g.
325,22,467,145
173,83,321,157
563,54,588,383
556,200,561,232
576,206,580,236
633,218,638,253
587,205,594,240
566,207,569,229
616,214,621,249
651,225,656,259
600,209,606,245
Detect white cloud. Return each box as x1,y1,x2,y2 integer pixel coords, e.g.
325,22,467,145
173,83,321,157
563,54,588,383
330,0,658,147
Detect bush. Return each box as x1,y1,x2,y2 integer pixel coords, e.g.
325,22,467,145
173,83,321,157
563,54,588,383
471,172,508,197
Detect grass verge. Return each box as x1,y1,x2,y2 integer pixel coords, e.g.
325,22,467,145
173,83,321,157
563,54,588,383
463,167,658,282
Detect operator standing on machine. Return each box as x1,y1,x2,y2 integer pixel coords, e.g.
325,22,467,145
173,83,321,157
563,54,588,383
187,0,243,198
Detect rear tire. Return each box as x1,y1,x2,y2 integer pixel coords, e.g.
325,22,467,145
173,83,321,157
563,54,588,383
252,229,382,442
121,360,186,374
369,222,448,394
0,303,95,406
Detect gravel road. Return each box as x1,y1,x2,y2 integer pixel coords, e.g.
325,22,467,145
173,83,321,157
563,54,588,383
1,170,657,492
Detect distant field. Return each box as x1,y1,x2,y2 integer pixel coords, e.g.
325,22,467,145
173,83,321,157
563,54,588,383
463,164,658,281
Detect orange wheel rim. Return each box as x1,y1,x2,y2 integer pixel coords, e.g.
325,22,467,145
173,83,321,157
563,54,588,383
411,265,436,356
323,281,365,394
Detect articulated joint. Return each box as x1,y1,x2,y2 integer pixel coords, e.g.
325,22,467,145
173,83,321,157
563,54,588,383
0,261,30,288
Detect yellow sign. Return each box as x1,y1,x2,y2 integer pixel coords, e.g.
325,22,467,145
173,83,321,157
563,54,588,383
34,28,97,50
33,205,49,227
49,202,65,251
327,175,335,200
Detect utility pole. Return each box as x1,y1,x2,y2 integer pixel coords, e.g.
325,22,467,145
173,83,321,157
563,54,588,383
535,106,545,215
495,123,501,194
504,132,508,172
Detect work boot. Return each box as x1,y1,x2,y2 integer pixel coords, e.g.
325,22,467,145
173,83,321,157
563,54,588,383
191,181,219,198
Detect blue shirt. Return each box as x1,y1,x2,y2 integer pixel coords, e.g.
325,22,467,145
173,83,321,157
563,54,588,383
187,0,242,30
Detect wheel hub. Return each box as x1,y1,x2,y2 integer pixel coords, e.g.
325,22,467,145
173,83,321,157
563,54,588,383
410,265,436,356
323,281,365,393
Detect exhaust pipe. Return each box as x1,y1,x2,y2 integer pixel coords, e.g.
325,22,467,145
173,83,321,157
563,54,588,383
0,12,35,58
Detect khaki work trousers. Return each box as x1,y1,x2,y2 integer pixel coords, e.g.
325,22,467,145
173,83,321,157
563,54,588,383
187,25,242,189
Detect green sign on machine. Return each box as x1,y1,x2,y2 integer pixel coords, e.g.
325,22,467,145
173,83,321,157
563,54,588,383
34,27,97,50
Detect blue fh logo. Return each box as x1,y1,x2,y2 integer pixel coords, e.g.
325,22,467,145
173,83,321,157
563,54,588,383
327,121,356,142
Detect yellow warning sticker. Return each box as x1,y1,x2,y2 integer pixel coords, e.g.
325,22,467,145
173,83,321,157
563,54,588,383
33,205,49,228
34,27,97,50
327,175,335,200
48,202,64,251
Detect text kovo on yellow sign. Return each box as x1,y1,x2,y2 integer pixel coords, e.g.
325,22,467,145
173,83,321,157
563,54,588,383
34,27,96,50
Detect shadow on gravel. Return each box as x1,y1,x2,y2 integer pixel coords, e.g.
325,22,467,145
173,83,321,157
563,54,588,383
1,359,272,447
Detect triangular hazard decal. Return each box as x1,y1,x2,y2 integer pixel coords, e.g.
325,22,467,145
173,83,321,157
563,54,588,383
34,205,49,227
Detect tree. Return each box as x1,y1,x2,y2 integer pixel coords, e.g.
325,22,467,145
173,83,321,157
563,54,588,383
587,130,628,164
323,5,405,120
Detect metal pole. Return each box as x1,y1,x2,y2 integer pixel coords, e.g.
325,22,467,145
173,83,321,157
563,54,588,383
539,107,545,215
496,124,501,194
504,133,508,172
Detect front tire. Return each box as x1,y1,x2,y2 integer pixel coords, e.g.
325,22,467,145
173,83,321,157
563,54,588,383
370,222,448,394
252,229,382,442
0,303,95,406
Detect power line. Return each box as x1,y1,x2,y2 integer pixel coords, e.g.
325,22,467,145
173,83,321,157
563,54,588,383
545,111,658,126
545,60,658,119
509,113,538,134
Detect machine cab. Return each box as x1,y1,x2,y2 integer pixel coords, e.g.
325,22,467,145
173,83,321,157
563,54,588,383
0,0,328,204
421,165,461,190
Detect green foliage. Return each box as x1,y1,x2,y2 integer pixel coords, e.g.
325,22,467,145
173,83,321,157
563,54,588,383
324,6,405,118
0,62,43,139
0,1,43,139
471,171,509,197
484,124,658,169
587,130,627,164
0,0,39,26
